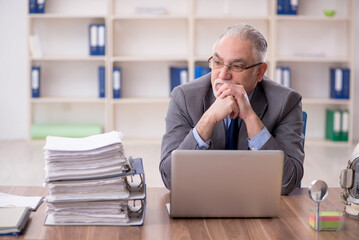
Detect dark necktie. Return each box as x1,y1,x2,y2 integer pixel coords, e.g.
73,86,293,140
225,117,238,150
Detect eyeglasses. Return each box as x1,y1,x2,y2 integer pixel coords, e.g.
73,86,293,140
208,56,263,73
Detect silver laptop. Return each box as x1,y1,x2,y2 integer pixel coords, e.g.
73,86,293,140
170,150,284,218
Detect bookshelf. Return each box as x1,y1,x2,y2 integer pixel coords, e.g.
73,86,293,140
27,0,355,145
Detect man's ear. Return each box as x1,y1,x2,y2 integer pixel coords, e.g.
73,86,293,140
257,62,267,82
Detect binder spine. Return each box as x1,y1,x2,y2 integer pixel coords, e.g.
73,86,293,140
31,66,40,98
89,24,98,56
194,66,211,79
113,67,121,99
325,109,349,142
170,66,188,94
277,0,298,15
29,0,37,13
97,24,106,56
341,110,349,141
98,66,105,98
282,67,291,88
276,67,290,88
330,68,350,99
36,0,46,14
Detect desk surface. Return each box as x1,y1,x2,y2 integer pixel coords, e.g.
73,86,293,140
0,186,358,240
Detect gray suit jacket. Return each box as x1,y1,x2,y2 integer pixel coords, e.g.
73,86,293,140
160,73,304,195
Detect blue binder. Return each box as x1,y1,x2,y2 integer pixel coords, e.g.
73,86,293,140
97,24,106,56
37,0,46,13
330,68,350,99
194,66,211,79
113,67,121,99
31,66,40,98
29,0,37,13
89,24,98,56
98,66,105,98
277,0,298,15
276,67,291,88
170,67,188,93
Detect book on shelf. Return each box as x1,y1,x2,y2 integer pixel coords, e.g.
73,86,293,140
31,124,102,139
194,66,211,79
29,0,46,14
31,66,40,98
277,0,298,15
29,35,43,57
325,109,349,142
170,66,188,94
113,67,121,99
43,131,146,226
89,24,106,56
0,207,31,236
276,67,291,88
330,68,350,99
98,66,105,98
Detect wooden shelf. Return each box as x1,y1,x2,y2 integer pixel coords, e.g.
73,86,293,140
302,98,351,105
275,15,350,22
112,15,188,20
111,98,170,104
31,97,107,104
29,14,106,19
112,56,189,62
305,139,351,147
31,56,106,61
276,56,349,63
194,16,269,21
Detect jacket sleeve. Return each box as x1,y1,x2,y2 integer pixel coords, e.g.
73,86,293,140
159,87,200,190
260,90,304,195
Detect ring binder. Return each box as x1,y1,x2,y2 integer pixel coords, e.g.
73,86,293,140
43,132,146,226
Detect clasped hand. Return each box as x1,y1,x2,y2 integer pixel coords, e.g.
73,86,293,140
210,82,253,123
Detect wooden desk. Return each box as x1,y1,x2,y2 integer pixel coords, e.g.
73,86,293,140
0,186,358,240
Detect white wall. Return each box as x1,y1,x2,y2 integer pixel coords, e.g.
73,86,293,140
0,0,28,139
0,0,358,140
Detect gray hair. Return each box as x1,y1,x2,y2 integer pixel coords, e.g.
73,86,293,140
213,24,267,63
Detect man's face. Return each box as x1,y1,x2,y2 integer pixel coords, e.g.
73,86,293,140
210,36,265,96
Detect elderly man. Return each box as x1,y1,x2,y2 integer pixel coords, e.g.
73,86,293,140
160,24,304,195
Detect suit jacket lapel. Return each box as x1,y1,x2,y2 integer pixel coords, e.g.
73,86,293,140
237,83,268,150
203,86,226,149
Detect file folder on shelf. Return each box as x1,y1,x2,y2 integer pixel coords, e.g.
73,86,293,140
113,67,121,98
89,24,106,56
330,68,350,99
29,0,37,13
194,66,211,79
98,66,105,98
89,24,98,56
31,66,40,98
37,0,46,14
325,109,349,142
276,67,291,88
97,24,106,56
29,0,46,14
170,66,188,93
277,0,298,15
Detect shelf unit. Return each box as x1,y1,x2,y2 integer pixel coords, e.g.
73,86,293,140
27,0,355,145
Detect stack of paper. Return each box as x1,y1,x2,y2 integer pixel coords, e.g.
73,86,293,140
43,131,146,226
